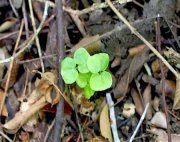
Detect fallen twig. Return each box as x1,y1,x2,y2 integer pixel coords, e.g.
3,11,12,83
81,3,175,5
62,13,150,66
106,93,120,142
53,0,65,141
129,103,149,142
155,15,171,142
0,130,13,142
28,0,45,72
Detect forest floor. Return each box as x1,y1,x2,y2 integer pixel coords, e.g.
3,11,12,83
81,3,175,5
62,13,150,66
0,0,180,142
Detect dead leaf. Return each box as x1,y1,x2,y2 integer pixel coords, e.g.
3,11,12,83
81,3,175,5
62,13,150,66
0,17,17,33
152,96,160,111
173,79,180,110
100,104,112,142
68,35,101,54
151,112,167,129
128,44,146,56
80,98,94,116
131,88,144,116
156,79,176,98
113,47,150,99
143,84,153,120
149,128,180,142
86,136,109,142
3,96,47,134
111,56,121,68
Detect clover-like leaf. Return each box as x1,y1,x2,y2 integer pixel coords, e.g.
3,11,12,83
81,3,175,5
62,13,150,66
84,84,95,99
87,55,101,73
74,48,90,73
97,53,109,71
90,71,112,91
76,73,91,88
61,57,78,84
78,64,89,73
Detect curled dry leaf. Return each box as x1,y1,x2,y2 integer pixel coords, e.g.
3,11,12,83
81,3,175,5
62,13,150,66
128,44,146,56
149,128,180,142
151,112,167,129
131,88,144,116
122,102,136,118
156,79,176,98
0,17,17,33
143,84,153,120
113,47,149,99
173,79,180,110
100,104,112,142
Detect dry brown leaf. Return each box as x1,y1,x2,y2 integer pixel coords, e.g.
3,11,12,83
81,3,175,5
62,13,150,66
131,88,144,116
143,84,153,120
151,112,167,129
80,98,94,116
3,96,47,134
173,79,180,110
0,17,17,32
156,79,176,98
86,136,109,142
69,35,101,54
149,128,180,142
128,44,146,56
111,56,121,68
100,104,112,142
113,47,149,99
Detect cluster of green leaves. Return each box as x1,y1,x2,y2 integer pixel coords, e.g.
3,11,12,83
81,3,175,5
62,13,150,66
61,48,112,99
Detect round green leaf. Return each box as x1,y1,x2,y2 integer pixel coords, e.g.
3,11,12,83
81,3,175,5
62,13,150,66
76,73,91,88
90,71,112,91
78,64,89,73
84,85,95,99
61,57,78,84
74,48,90,65
96,53,109,71
87,55,101,73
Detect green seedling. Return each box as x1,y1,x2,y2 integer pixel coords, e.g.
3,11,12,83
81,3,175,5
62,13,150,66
61,48,112,99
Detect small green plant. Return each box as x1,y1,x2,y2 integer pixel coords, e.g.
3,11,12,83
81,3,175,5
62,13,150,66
61,48,112,99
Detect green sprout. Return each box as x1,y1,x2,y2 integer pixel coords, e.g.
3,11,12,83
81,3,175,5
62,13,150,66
61,48,112,99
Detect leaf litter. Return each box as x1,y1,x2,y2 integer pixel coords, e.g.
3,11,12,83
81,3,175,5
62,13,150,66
0,0,179,141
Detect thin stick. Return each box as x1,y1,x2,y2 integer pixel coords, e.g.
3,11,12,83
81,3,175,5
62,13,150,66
9,0,19,18
22,0,30,39
0,2,49,64
105,0,179,80
106,93,120,142
16,54,56,64
44,119,55,142
0,130,13,142
28,0,45,72
0,20,24,114
53,0,65,141
156,15,171,142
64,0,132,16
129,103,149,142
